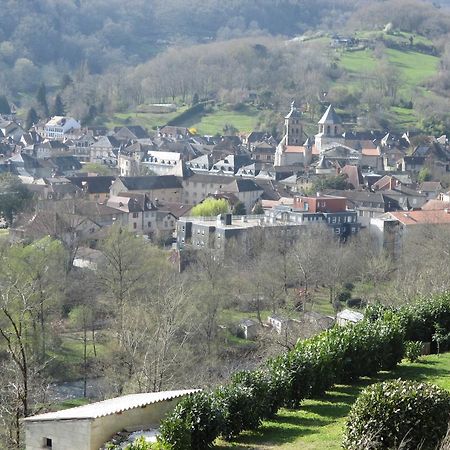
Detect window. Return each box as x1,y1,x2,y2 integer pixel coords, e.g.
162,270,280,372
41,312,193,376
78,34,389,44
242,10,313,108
132,212,139,218
133,223,137,229
148,222,151,227
45,438,52,448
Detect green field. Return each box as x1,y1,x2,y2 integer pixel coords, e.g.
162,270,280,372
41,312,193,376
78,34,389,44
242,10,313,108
188,106,260,135
216,353,450,449
106,104,260,136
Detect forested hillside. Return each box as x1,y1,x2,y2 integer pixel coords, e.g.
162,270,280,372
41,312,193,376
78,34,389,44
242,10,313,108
3,0,450,132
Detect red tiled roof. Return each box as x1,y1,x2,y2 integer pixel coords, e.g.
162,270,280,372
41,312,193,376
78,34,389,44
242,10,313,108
421,200,450,211
362,148,380,156
389,210,450,225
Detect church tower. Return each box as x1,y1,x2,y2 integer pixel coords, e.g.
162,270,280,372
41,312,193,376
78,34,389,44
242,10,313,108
315,104,344,153
284,101,303,146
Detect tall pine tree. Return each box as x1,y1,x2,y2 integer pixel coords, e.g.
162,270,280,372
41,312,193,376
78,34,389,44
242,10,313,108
52,94,65,116
0,95,11,115
25,108,39,130
36,83,49,118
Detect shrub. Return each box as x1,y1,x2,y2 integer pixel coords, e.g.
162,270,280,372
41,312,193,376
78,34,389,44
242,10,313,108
336,290,351,303
158,392,222,450
215,384,258,440
343,282,354,291
231,370,280,419
343,379,450,450
405,341,423,362
346,298,363,308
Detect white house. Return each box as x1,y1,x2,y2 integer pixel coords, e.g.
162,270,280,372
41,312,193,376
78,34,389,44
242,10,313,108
44,117,81,139
22,390,199,450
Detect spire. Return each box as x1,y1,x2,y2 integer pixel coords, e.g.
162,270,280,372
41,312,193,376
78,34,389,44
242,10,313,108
285,100,301,119
318,104,342,125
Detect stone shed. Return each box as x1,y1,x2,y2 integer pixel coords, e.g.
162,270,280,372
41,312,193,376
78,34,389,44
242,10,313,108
22,389,199,450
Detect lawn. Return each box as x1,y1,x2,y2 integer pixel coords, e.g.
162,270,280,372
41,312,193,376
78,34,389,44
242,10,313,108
216,353,450,449
187,106,260,135
105,104,260,136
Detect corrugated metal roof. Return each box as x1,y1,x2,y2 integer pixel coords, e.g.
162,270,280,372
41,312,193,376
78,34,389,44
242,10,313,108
23,389,200,422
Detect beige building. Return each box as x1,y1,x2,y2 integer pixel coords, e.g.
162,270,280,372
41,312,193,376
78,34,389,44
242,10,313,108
110,176,183,203
22,390,198,450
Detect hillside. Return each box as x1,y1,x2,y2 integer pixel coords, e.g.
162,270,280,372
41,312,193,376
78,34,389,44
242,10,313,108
106,30,441,135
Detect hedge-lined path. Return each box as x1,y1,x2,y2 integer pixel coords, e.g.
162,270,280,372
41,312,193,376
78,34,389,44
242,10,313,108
216,353,450,449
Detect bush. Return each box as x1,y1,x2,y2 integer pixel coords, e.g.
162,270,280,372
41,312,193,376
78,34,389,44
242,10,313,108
346,298,363,308
405,341,423,362
215,384,258,440
343,379,450,450
336,290,351,303
231,370,280,419
158,392,222,450
343,282,354,291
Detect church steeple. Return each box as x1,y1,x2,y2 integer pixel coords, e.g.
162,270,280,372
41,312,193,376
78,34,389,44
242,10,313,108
315,104,344,153
318,104,342,137
284,100,303,146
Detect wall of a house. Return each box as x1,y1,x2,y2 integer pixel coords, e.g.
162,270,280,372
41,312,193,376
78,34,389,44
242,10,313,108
89,399,180,450
25,419,92,450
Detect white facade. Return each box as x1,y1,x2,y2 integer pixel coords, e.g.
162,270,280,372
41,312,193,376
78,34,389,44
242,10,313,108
44,117,81,139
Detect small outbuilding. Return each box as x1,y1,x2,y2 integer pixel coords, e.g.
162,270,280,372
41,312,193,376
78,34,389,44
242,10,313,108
336,308,364,326
22,389,199,450
238,319,259,339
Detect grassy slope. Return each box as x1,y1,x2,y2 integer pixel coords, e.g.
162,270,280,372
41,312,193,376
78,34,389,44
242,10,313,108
216,353,450,449
188,106,260,135
335,32,439,128
105,32,439,135
106,106,189,131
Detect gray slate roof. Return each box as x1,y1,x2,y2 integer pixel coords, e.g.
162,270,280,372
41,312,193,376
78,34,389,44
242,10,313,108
318,105,342,125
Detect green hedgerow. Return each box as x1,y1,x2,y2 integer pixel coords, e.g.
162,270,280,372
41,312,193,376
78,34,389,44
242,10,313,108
158,392,222,450
343,379,450,450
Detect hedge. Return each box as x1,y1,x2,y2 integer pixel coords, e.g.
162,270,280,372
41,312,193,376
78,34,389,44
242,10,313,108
158,293,450,449
343,379,450,450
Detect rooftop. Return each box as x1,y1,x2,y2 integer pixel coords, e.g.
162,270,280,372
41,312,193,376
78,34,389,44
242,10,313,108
23,390,199,422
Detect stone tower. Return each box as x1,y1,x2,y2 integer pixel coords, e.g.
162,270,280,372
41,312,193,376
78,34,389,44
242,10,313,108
284,101,303,146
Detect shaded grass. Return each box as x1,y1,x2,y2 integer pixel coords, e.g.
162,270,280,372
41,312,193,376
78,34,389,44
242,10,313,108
216,353,450,449
106,106,189,131
47,333,106,382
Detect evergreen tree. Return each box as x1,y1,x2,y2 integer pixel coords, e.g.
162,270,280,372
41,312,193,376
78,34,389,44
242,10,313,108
25,108,39,130
0,95,11,115
36,83,49,118
52,94,65,116
252,201,264,215
61,74,73,89
232,201,246,215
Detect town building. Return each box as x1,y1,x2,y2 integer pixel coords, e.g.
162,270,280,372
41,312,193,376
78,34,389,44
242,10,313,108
44,117,81,140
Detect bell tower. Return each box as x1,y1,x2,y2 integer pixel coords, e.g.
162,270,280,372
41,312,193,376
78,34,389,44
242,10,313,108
284,101,303,146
